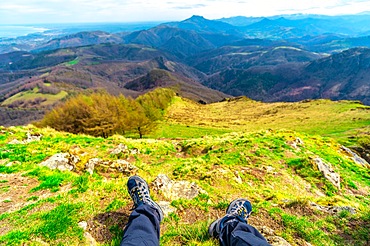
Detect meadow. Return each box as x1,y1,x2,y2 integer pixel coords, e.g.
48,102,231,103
0,97,369,245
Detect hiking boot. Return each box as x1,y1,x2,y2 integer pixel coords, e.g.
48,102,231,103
226,198,252,221
208,217,223,238
127,175,164,222
208,198,252,238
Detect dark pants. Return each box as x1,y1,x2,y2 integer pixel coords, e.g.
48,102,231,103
219,218,271,246
120,204,160,246
120,205,270,246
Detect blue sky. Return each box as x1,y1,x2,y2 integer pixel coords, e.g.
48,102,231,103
1,0,370,24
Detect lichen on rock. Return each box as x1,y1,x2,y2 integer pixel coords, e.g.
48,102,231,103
39,153,80,171
311,157,340,189
152,174,206,200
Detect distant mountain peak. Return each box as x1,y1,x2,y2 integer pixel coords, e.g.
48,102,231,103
188,15,206,20
183,15,208,23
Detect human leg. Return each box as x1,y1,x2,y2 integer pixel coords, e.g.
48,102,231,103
219,219,270,246
120,176,164,246
209,198,270,246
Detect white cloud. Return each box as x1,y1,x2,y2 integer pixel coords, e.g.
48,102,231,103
0,3,50,13
1,0,370,24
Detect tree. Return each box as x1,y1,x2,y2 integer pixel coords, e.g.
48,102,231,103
37,88,176,138
126,98,153,139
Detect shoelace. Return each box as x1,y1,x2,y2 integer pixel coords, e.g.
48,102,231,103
129,186,144,209
229,202,251,220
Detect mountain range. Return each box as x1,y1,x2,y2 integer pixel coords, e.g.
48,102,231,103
2,14,370,125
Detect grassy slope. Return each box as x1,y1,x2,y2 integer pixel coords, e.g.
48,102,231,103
1,87,68,107
0,98,369,246
158,97,370,143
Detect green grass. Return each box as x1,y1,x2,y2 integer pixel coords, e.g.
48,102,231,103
105,198,127,212
150,123,232,138
161,220,216,245
166,97,370,143
36,203,84,241
66,57,80,66
24,168,78,192
1,90,68,106
0,97,369,246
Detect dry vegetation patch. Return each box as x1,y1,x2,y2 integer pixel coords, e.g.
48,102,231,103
166,97,370,138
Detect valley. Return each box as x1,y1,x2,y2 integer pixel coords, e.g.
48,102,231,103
2,14,370,126
1,12,370,246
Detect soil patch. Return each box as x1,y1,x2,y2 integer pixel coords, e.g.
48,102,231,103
0,173,40,214
0,173,71,214
87,208,130,243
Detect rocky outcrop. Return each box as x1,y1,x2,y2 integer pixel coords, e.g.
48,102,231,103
286,137,304,150
311,157,340,189
269,237,292,246
7,132,42,145
84,158,137,175
341,146,370,167
158,201,177,216
78,221,97,246
310,202,356,214
350,145,370,164
39,153,80,171
85,158,100,175
113,160,138,174
152,174,206,200
26,132,42,142
256,226,292,246
110,144,140,155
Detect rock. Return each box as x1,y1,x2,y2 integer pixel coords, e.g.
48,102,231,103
7,139,23,145
350,146,370,164
85,158,100,175
7,132,42,145
286,137,304,150
152,174,206,200
256,226,291,245
157,201,177,216
111,160,138,175
311,157,340,189
234,171,242,184
256,226,275,236
78,221,88,230
263,166,275,173
310,202,356,214
33,238,49,246
6,161,20,167
39,153,80,171
130,148,140,155
26,132,42,142
84,232,97,246
110,143,128,155
341,146,370,167
110,144,140,155
268,236,292,246
84,158,137,175
328,206,356,214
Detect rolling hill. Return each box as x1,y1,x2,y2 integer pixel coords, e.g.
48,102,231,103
0,96,369,245
2,14,370,126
